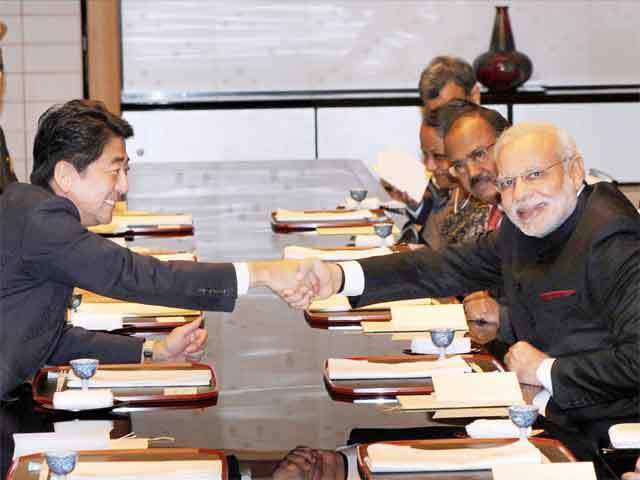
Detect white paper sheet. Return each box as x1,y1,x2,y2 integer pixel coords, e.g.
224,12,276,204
492,462,597,480
365,439,542,473
283,245,392,261
72,302,200,318
69,313,124,332
52,390,114,411
390,304,468,331
13,432,109,459
434,372,523,404
354,234,396,247
67,369,212,388
466,419,529,439
373,150,431,203
309,296,436,313
54,420,114,436
69,460,222,480
274,209,373,222
609,423,640,448
327,356,471,380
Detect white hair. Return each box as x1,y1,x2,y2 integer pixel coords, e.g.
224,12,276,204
494,122,582,173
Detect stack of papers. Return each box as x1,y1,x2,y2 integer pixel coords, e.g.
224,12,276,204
283,245,392,261
13,432,147,459
364,439,542,473
274,209,373,222
398,372,524,410
373,150,432,204
327,356,471,380
67,369,212,388
90,213,193,235
609,423,640,448
492,462,597,480
69,302,200,331
69,460,222,480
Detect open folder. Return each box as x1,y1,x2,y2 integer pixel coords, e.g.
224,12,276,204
274,209,373,222
68,460,223,480
362,304,468,333
66,369,212,388
327,356,471,380
89,213,193,235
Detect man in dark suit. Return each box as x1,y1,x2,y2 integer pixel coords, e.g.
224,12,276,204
0,100,318,400
304,122,639,434
0,126,17,195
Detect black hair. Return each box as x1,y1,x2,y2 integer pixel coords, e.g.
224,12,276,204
435,99,511,138
418,56,476,105
31,99,133,188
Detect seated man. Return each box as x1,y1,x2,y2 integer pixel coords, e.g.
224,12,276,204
0,126,17,194
392,56,480,243
306,123,639,431
0,99,317,399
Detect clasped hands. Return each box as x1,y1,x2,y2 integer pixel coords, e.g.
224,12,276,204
249,260,341,310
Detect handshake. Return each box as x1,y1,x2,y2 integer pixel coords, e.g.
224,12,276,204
248,259,343,310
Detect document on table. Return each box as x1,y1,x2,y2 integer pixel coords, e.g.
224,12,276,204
309,296,436,313
69,460,222,480
72,301,200,318
66,369,212,388
492,462,597,480
365,439,542,473
274,209,373,222
373,150,432,204
362,304,468,333
327,356,471,380
398,372,524,410
283,245,392,261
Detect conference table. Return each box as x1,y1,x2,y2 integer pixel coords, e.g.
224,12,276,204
0,160,625,479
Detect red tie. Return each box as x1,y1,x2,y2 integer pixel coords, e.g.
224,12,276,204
486,205,503,231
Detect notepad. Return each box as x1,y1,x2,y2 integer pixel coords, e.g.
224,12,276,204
274,209,373,222
67,369,212,388
327,356,471,380
492,462,597,480
69,460,222,480
609,423,640,448
365,439,542,473
373,150,432,204
283,245,392,261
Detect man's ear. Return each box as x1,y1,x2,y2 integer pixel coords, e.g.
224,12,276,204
51,161,78,194
470,83,481,105
568,154,586,190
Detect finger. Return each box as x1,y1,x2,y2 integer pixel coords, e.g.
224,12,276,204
178,317,203,335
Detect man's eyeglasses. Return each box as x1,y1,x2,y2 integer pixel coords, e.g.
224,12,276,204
450,143,495,176
495,159,566,193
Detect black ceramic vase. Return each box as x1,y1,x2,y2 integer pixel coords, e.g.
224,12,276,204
473,6,533,91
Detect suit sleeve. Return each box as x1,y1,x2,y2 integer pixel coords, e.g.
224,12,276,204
47,326,144,365
551,225,639,411
23,198,238,312
351,230,504,307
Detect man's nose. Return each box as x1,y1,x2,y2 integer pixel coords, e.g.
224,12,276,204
512,175,531,200
467,161,483,180
116,169,129,196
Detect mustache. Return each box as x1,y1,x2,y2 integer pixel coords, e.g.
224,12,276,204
470,174,494,188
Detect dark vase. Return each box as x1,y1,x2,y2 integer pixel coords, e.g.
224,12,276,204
473,6,533,92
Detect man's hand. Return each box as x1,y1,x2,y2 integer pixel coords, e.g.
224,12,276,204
153,317,208,362
463,291,499,345
504,341,548,386
273,447,345,480
622,457,640,480
248,260,342,310
380,179,419,210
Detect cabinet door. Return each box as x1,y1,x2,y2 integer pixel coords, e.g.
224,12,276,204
513,103,640,182
123,108,316,163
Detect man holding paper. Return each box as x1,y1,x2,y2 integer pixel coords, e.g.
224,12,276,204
301,123,639,429
0,100,320,400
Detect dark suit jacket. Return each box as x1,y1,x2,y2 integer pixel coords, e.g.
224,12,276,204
0,126,17,195
352,183,640,422
0,183,238,398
